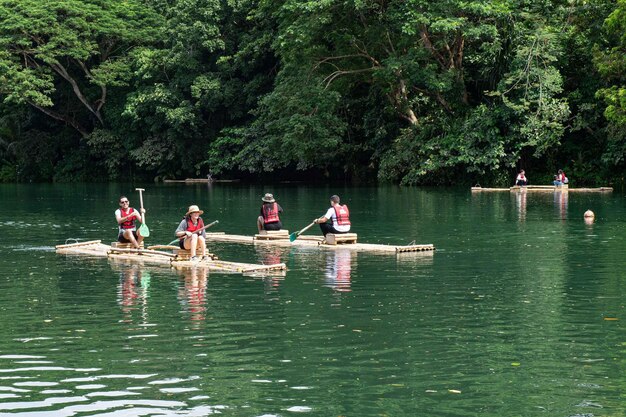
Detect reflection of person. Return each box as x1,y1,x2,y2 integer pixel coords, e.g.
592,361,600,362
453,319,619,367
257,193,283,233
555,189,568,220
516,189,527,221
175,205,208,261
118,265,146,322
515,170,527,186
325,249,352,292
553,169,568,186
179,267,208,322
313,195,351,236
115,196,145,248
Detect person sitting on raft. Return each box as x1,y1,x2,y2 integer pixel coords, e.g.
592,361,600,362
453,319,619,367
115,195,145,249
553,169,568,186
175,205,209,261
257,193,284,233
313,194,351,237
515,169,528,186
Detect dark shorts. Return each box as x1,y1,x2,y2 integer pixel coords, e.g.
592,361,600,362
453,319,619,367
179,238,186,249
263,221,282,231
319,223,349,236
118,230,138,243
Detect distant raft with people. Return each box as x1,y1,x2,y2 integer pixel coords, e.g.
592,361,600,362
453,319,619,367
471,185,613,193
163,178,240,183
55,240,286,275
202,230,435,254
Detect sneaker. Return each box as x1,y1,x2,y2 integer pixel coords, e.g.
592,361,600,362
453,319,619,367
201,255,210,261
190,256,198,261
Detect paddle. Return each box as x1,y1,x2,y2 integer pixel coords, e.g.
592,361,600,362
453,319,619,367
135,188,150,237
167,220,219,246
289,221,317,242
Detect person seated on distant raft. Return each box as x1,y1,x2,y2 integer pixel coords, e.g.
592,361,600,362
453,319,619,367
515,169,528,186
257,193,284,233
115,196,145,249
175,205,209,261
313,194,351,237
553,169,568,186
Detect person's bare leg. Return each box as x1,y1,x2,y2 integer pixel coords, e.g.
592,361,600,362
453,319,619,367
198,237,207,257
190,234,198,257
257,216,264,233
124,230,140,249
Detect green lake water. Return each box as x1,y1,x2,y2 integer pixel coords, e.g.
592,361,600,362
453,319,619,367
0,183,624,416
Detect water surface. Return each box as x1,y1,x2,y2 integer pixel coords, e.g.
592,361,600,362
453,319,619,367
0,183,623,416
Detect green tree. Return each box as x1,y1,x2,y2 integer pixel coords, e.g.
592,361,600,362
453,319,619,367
595,0,626,167
123,0,278,178
0,0,161,137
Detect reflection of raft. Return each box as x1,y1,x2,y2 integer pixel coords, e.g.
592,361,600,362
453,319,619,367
205,230,435,254
55,240,286,275
472,185,613,193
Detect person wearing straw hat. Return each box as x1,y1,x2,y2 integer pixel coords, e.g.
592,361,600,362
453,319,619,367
115,195,145,248
175,205,209,261
257,193,284,233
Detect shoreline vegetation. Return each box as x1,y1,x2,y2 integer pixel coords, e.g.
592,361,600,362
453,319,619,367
1,0,625,186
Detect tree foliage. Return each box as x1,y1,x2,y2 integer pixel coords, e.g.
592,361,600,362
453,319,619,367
0,0,162,136
0,0,622,184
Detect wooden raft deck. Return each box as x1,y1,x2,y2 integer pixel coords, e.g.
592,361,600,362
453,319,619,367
204,232,435,253
472,185,613,193
55,240,286,275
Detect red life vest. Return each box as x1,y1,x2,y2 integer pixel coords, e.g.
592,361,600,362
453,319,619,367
262,203,280,224
120,208,136,229
186,217,205,233
333,204,351,226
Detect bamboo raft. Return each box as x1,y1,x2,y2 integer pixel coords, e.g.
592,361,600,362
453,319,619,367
472,185,613,193
55,240,286,275
203,230,435,253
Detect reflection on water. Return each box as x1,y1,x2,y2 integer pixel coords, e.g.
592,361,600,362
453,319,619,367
176,266,209,322
516,189,527,221
114,263,151,325
554,189,568,220
324,249,353,292
1,184,625,417
255,246,287,291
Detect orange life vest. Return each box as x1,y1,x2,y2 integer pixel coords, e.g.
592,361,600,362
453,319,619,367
333,204,351,226
186,217,205,233
120,208,136,229
262,203,280,224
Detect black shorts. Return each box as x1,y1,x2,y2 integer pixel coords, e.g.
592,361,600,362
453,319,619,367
118,230,138,243
179,238,186,249
264,221,282,231
319,223,349,236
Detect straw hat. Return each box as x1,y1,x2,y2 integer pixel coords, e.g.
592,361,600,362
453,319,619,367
262,193,275,203
186,205,204,216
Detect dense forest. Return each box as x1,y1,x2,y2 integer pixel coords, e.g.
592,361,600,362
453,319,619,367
0,0,625,185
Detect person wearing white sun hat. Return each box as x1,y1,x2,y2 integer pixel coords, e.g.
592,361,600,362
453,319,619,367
175,205,208,261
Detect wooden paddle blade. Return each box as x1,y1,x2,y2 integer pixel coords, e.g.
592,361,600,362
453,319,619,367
139,223,150,237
